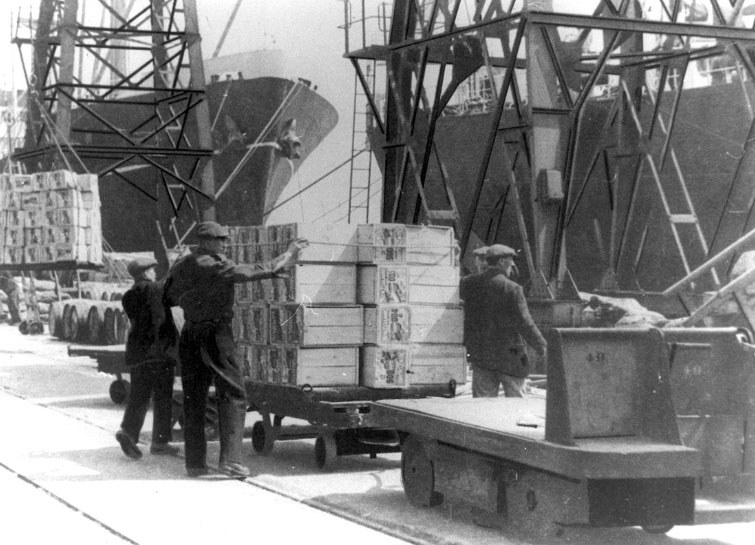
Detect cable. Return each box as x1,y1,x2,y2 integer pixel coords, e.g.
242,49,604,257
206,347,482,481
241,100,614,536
263,148,367,217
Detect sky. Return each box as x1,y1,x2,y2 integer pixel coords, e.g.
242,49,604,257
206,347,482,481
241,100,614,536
0,0,383,226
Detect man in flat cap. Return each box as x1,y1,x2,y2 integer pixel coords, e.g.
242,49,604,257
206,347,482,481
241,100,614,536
116,256,179,459
461,244,547,397
164,221,306,478
472,246,489,275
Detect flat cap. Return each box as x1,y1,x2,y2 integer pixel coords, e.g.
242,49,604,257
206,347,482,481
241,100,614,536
486,244,518,259
196,221,229,239
472,246,489,256
127,257,158,278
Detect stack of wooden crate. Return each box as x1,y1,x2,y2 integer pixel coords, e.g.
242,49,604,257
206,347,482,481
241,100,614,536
357,224,465,388
231,222,466,390
232,223,362,387
0,170,102,266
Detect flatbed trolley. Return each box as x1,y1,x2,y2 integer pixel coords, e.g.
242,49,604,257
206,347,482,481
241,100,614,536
68,343,131,403
246,381,456,469
366,328,755,536
0,261,102,335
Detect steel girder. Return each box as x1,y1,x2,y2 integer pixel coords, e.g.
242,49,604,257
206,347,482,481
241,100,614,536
13,0,215,223
348,0,755,296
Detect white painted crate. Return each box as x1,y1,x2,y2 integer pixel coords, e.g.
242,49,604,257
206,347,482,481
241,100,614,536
363,304,464,344
357,264,460,305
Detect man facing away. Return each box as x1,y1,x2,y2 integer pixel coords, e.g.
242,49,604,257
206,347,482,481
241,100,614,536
116,257,179,459
460,244,547,398
164,221,306,478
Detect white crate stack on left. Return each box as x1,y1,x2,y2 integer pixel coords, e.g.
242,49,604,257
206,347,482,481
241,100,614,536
0,170,103,266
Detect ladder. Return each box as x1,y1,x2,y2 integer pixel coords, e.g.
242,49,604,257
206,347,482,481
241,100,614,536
621,78,719,287
347,60,381,223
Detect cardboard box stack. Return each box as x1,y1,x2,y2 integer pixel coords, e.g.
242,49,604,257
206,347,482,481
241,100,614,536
232,222,466,390
0,170,102,266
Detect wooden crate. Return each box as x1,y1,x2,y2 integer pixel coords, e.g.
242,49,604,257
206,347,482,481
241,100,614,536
288,345,359,386
363,304,464,344
235,305,268,344
269,304,363,346
357,224,457,265
357,264,460,305
275,263,357,304
361,346,410,388
361,344,466,388
265,222,358,263
48,170,76,189
406,344,467,386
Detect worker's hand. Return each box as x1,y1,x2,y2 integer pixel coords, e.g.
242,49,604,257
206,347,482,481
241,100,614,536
272,238,309,273
287,238,309,258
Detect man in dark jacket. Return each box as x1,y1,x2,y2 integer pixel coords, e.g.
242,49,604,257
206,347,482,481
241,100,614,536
460,244,547,397
164,221,305,478
0,273,22,324
115,257,179,459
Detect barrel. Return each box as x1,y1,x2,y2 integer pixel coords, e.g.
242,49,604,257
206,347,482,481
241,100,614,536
48,300,66,339
86,302,112,344
111,292,123,302
101,291,110,301
65,300,92,342
61,303,73,340
103,307,118,345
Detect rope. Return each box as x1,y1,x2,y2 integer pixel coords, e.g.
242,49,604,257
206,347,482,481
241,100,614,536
263,148,368,217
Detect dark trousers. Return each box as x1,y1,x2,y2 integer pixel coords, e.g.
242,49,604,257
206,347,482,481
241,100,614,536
3,289,21,323
120,360,175,444
180,321,247,469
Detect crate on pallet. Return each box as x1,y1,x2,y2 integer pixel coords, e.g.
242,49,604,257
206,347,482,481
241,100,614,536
268,345,358,386
357,224,458,265
274,263,357,304
361,344,466,389
265,222,358,263
269,304,363,346
357,264,460,305
363,304,463,344
361,346,410,388
404,344,467,386
235,305,268,344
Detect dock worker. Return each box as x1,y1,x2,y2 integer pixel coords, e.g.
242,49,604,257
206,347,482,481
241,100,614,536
115,257,179,459
0,272,22,325
472,245,489,274
460,244,547,398
164,221,306,478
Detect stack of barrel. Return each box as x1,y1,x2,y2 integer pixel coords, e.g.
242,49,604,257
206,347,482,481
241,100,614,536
231,222,466,389
48,295,129,344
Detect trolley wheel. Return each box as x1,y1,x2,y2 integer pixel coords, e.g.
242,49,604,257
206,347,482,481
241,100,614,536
18,320,29,335
109,379,131,404
28,321,44,335
314,433,337,470
642,524,674,534
401,435,443,507
251,420,275,456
